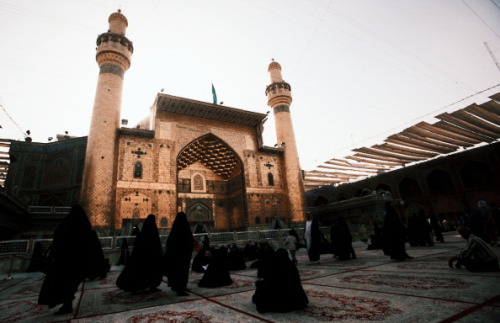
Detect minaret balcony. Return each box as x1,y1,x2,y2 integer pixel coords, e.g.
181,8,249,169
96,32,134,53
265,81,291,96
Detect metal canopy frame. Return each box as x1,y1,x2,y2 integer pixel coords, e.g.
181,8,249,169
304,94,500,189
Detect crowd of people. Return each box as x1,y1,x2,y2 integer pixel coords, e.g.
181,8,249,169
35,206,310,315
32,200,499,316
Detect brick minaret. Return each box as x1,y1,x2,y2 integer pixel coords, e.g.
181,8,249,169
81,10,133,230
265,60,306,223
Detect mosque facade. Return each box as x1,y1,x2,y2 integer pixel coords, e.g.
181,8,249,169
75,11,306,233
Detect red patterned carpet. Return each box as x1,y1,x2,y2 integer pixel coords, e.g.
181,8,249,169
1,232,499,323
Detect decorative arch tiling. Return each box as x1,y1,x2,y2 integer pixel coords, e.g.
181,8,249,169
177,134,241,180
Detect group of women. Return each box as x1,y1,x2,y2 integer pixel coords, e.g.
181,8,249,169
304,203,415,263
304,213,357,263
37,205,309,315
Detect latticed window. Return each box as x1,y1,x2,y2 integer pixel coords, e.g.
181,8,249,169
134,162,142,178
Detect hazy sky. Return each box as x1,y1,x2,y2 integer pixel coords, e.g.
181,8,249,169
0,0,499,170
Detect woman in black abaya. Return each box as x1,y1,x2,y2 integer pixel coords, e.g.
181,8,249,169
191,245,211,273
116,238,130,266
382,202,413,261
198,247,233,288
227,244,247,271
252,248,308,313
163,212,194,296
331,216,356,260
38,204,94,315
116,214,163,293
86,230,110,280
26,241,44,273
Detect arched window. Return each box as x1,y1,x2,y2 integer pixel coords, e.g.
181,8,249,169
134,162,142,178
268,173,274,186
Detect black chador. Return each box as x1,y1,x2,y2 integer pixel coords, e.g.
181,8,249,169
191,246,211,273
382,202,412,261
116,214,163,293
330,216,356,260
227,244,247,271
26,241,45,273
250,242,275,279
163,212,194,296
86,230,110,280
252,248,309,313
116,238,130,266
38,205,95,315
198,247,233,288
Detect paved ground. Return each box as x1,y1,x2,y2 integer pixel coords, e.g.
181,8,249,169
0,231,499,323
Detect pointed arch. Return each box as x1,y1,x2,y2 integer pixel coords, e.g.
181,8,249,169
399,177,422,200
187,203,212,222
426,169,454,193
176,133,248,230
177,133,242,179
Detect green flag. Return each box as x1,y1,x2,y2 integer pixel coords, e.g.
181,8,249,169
212,83,218,104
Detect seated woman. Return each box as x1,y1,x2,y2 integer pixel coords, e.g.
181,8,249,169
227,244,247,271
252,248,308,313
198,247,233,288
192,247,212,273
250,243,274,276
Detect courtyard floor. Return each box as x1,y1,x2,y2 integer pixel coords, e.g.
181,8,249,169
0,231,499,322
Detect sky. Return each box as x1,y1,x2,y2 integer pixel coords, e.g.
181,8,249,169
0,0,499,171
